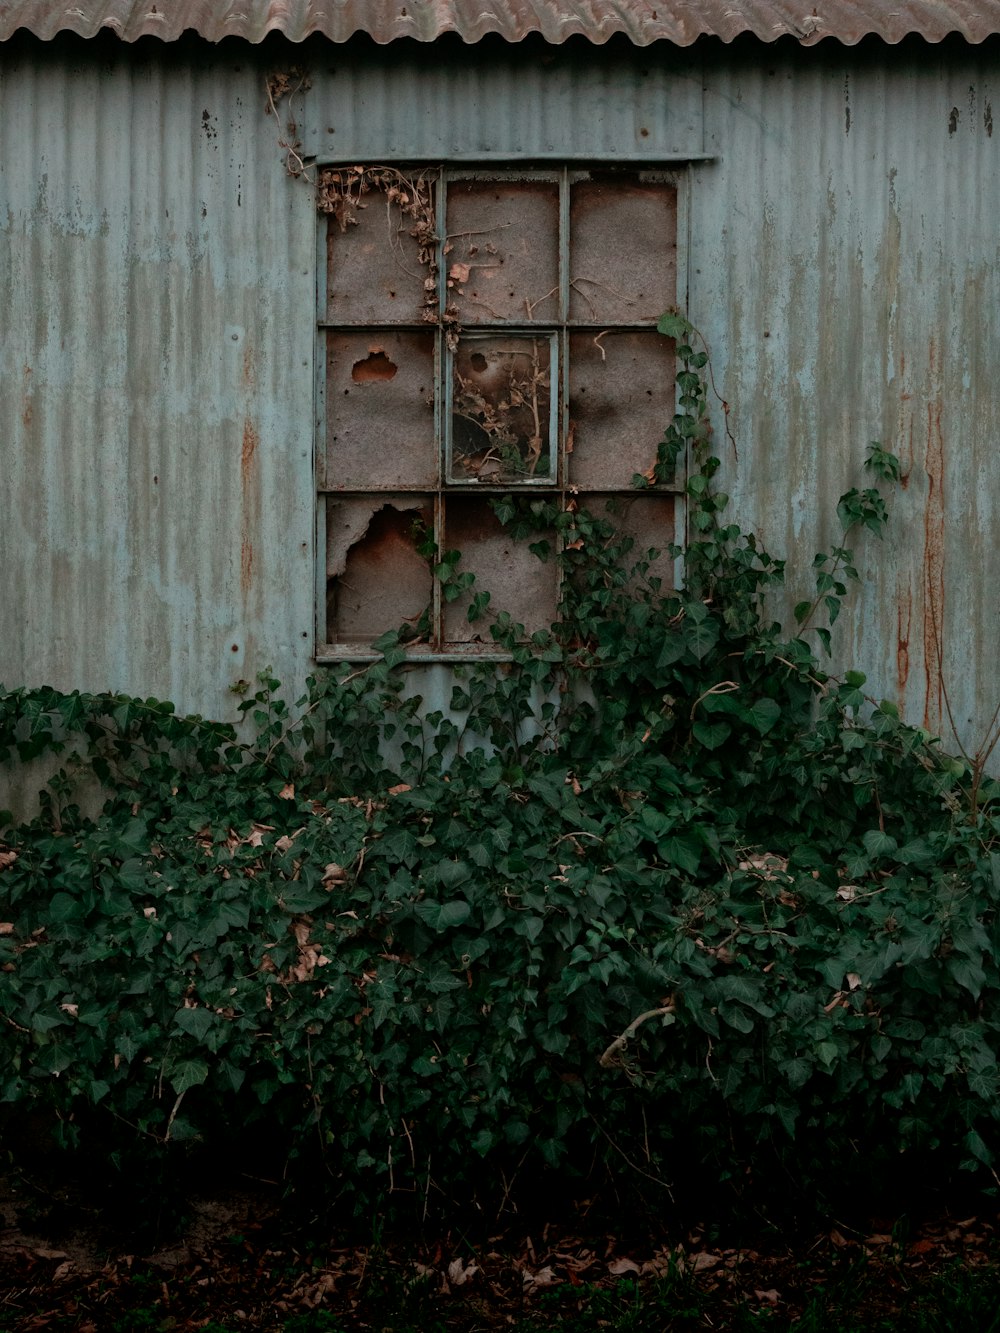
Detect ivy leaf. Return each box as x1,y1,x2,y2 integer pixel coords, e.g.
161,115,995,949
657,311,692,340
684,617,720,661
414,899,472,931
173,1006,216,1042
745,698,781,735
692,720,731,750
166,1057,209,1096
862,829,898,859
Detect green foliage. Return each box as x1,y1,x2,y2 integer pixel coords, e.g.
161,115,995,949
1,315,998,1228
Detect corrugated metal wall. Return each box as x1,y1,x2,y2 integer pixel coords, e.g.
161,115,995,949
1,30,997,762
694,34,1000,757
0,33,317,722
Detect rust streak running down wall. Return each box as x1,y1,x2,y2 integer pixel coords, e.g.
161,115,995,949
240,419,259,597
922,342,946,733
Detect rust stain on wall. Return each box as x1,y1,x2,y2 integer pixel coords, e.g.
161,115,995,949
921,341,945,732
21,365,33,428
240,418,259,597
897,587,911,695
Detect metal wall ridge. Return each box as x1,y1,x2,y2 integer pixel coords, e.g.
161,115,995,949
3,0,1000,47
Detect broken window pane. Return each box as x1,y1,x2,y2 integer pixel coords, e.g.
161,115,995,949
323,168,437,325
442,498,558,644
324,332,437,490
446,178,560,323
449,335,556,484
569,179,677,323
326,497,434,644
567,332,676,488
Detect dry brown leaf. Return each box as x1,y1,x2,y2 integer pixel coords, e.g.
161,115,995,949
755,1288,781,1303
279,783,295,800
0,851,18,870
523,1265,559,1288
691,1252,722,1272
447,1258,479,1286
0,922,13,935
449,262,471,283
388,783,412,796
608,1257,641,1276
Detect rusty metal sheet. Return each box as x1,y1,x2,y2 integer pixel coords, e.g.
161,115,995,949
4,1,1000,45
447,178,560,324
324,332,438,490
568,332,676,489
0,39,318,725
577,494,677,591
694,42,1000,762
441,497,558,642
323,168,435,325
569,179,677,323
326,496,433,642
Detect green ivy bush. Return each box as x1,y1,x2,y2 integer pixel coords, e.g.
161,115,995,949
1,315,998,1229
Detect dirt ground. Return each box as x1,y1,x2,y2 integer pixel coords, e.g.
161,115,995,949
2,1165,998,1332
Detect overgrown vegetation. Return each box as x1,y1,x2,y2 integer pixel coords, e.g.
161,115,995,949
0,314,998,1236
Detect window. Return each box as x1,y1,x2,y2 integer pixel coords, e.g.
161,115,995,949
316,166,684,658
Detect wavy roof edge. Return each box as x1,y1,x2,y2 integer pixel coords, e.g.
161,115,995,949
2,2,1000,47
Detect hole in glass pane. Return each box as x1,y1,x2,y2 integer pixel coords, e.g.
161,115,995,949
326,497,433,644
352,350,398,382
450,336,554,484
325,332,437,490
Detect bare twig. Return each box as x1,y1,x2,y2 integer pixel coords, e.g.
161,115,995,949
599,1000,676,1069
587,1113,675,1201
163,1089,186,1142
688,680,740,722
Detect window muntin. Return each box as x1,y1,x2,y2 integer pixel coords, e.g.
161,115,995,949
317,166,683,658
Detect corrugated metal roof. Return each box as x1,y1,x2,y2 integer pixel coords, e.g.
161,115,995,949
2,1,1000,47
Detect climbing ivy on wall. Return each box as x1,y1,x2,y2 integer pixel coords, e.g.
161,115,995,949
0,315,997,1229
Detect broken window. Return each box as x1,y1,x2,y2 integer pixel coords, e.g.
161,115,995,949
317,166,682,657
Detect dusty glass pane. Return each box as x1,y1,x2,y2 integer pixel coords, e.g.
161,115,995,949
567,332,676,488
324,332,437,490
569,179,677,323
323,168,437,325
442,498,558,644
326,496,434,644
446,178,560,323
449,335,556,484
575,493,677,591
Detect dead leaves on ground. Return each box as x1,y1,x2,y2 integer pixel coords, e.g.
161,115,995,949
1,1213,997,1330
